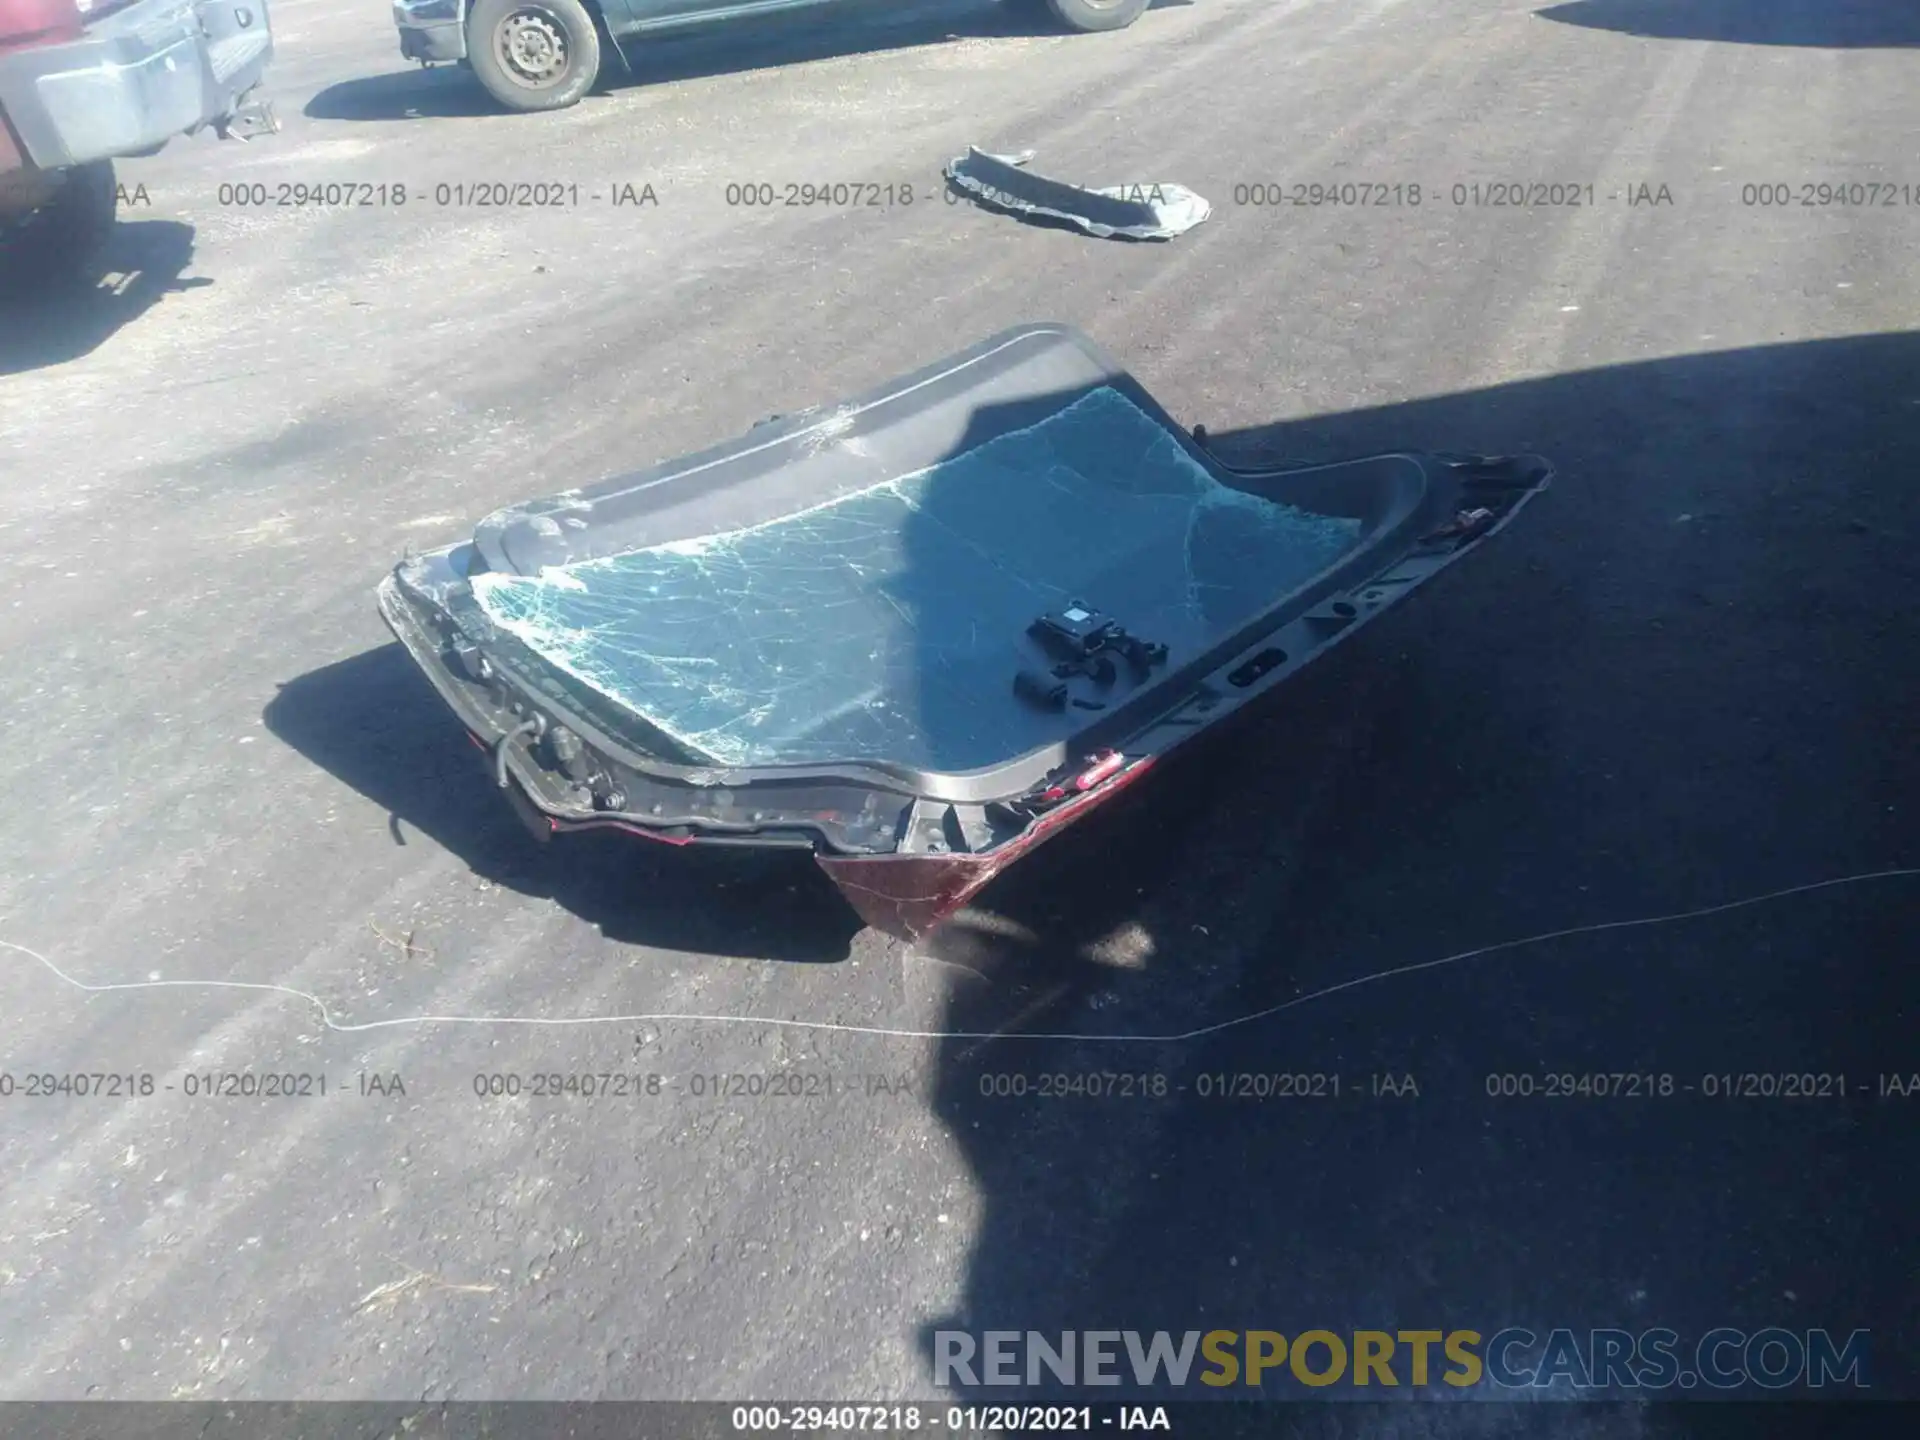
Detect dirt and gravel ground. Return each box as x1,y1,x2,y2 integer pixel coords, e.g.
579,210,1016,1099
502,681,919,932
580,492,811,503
0,0,1915,1421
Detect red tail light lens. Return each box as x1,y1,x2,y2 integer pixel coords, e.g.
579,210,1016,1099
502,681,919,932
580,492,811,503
0,0,85,50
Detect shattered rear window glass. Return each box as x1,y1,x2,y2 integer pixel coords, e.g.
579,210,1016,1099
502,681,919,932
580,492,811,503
472,386,1363,771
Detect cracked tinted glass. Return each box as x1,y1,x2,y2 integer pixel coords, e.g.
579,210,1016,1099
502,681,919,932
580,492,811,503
472,386,1362,771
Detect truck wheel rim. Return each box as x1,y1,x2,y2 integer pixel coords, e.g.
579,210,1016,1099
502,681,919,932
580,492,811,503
496,8,570,88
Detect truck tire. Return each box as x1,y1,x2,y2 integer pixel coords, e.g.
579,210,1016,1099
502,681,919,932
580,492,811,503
0,159,116,295
1047,0,1150,31
468,0,601,112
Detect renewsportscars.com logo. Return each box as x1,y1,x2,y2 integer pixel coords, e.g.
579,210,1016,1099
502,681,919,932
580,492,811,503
933,1328,1871,1393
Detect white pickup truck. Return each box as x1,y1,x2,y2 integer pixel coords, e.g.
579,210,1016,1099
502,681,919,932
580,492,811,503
0,0,275,289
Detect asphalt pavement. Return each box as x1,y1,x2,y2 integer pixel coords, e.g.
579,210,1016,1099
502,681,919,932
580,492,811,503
0,0,1915,1425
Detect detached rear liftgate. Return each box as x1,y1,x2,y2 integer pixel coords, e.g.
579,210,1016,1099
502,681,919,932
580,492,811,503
379,324,1550,940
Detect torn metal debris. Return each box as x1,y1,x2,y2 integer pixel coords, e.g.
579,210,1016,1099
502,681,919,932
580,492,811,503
943,147,1213,241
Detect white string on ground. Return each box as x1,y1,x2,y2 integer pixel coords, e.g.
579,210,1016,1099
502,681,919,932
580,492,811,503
1,867,1913,1045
